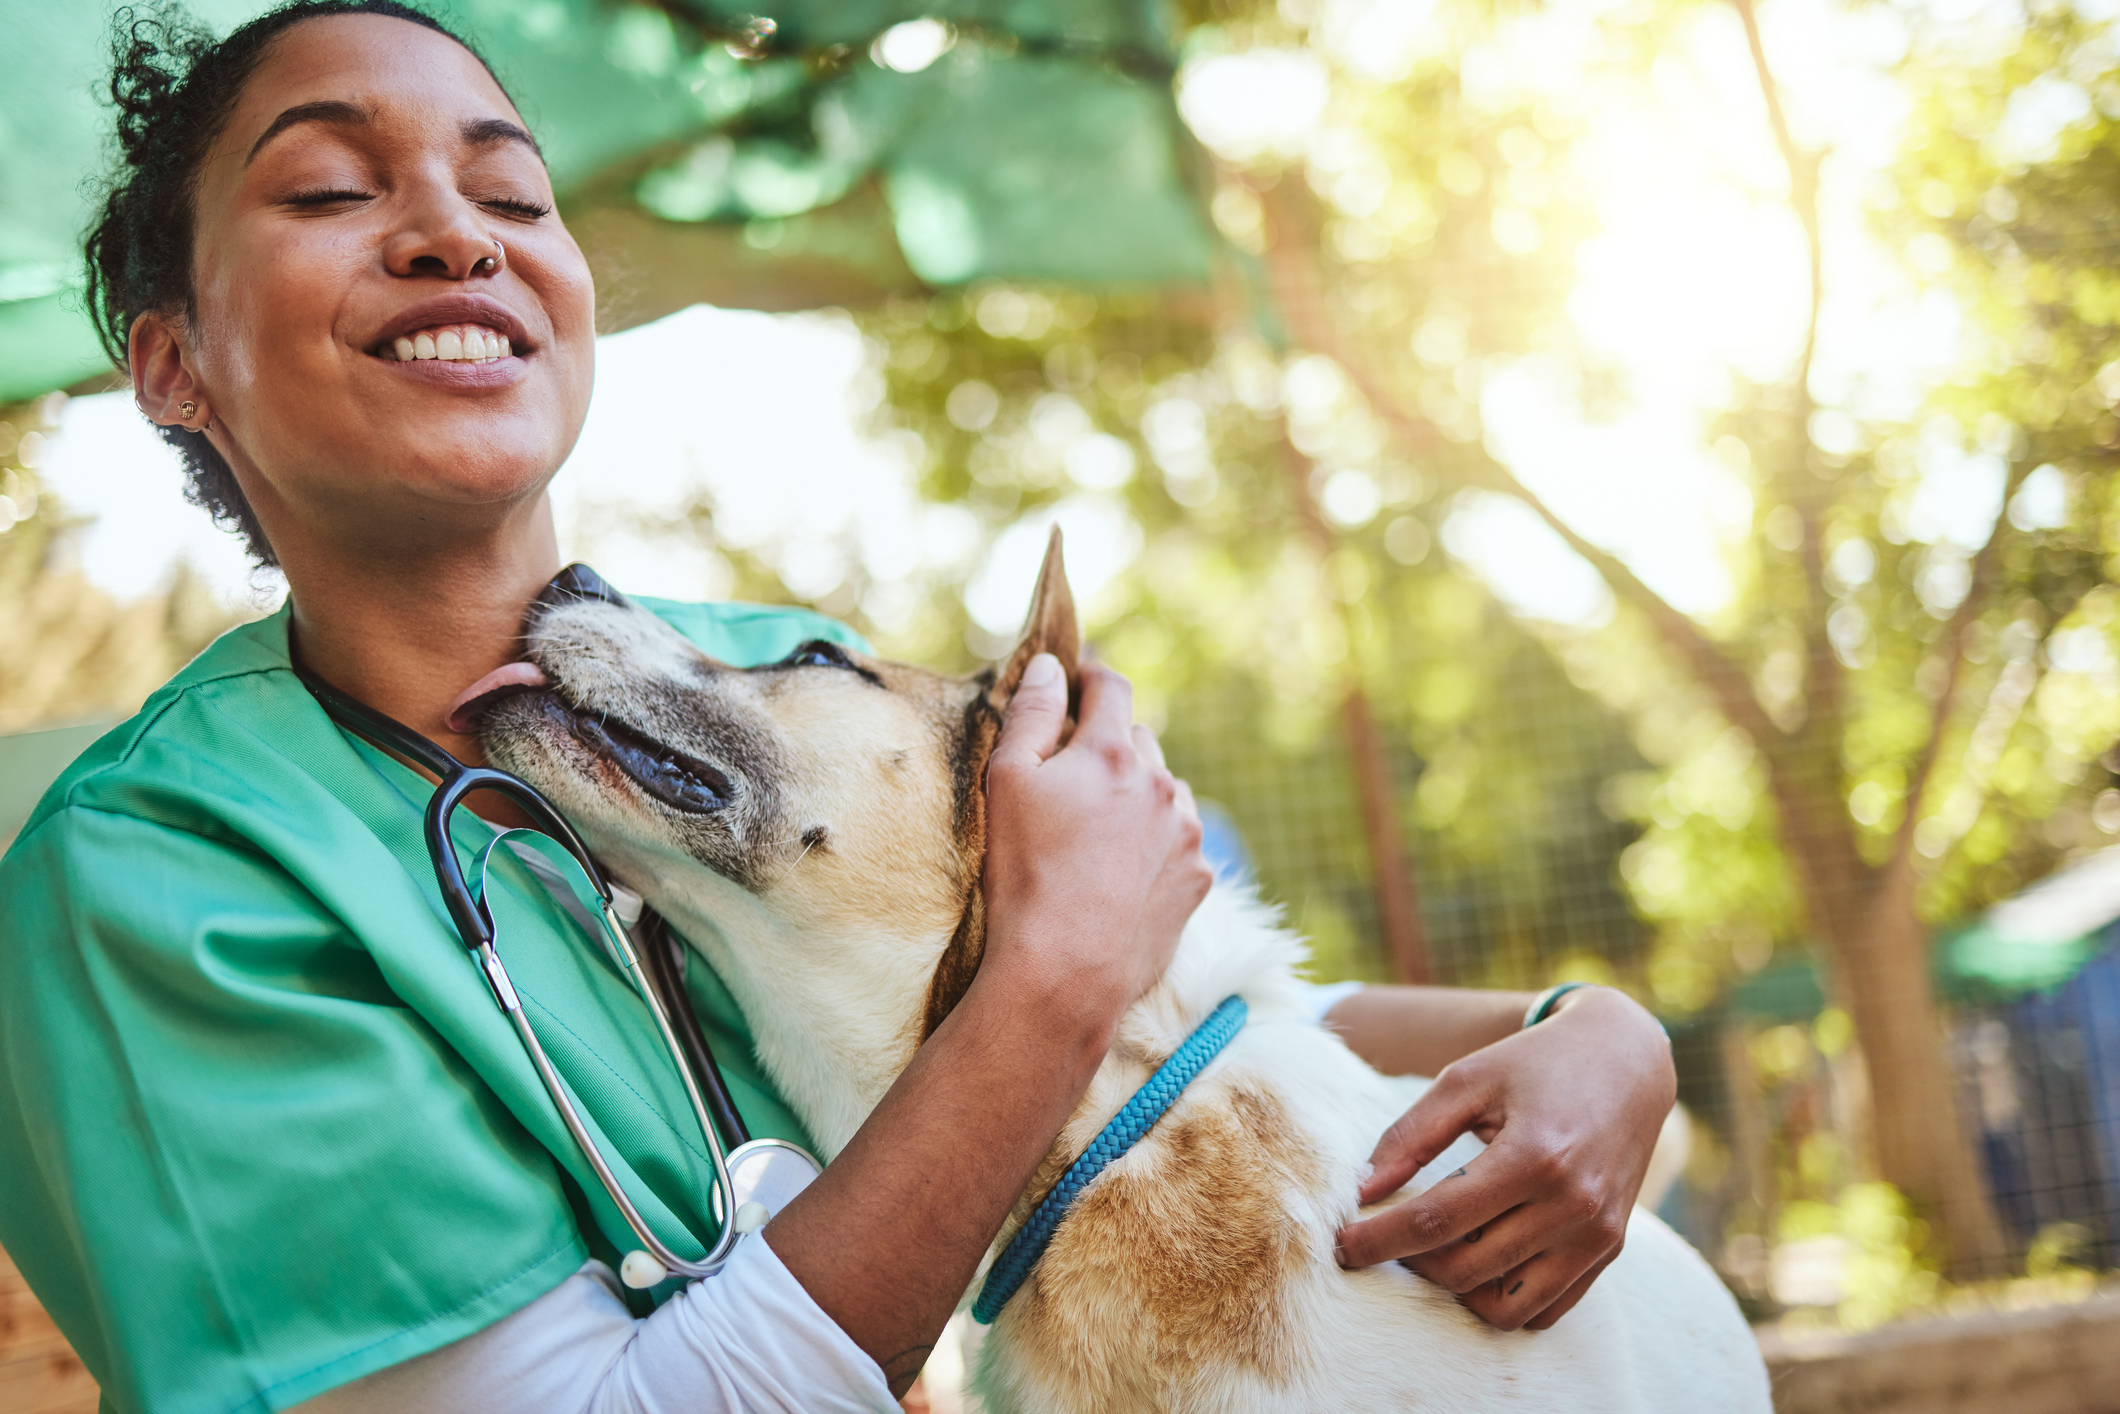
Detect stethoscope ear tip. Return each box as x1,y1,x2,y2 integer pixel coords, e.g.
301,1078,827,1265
621,1250,670,1289
619,1202,773,1288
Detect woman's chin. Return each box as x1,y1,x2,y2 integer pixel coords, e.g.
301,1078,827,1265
337,435,567,513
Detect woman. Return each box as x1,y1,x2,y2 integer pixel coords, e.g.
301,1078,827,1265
0,4,1679,1410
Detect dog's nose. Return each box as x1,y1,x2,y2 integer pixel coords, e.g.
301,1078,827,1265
536,563,630,612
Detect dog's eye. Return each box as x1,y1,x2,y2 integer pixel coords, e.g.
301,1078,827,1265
783,640,855,670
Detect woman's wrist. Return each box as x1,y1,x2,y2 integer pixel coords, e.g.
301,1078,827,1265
962,920,1128,1064
1538,985,1678,1098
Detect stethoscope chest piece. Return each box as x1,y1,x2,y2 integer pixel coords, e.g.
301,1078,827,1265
726,1138,822,1221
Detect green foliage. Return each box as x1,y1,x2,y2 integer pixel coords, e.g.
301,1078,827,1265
1777,1181,1943,1331
0,397,241,734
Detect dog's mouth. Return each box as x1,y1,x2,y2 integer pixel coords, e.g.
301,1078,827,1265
447,661,550,733
453,662,735,814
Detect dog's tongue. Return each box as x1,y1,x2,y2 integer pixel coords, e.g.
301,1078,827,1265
445,661,549,734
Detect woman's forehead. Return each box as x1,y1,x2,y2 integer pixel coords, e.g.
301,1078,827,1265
220,13,524,161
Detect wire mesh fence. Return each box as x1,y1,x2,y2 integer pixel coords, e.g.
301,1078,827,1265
1151,627,2120,1327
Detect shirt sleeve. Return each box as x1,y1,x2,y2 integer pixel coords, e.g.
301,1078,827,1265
1298,979,1366,1025
292,1236,896,1414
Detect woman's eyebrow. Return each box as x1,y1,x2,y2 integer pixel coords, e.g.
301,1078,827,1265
243,105,540,166
246,99,372,164
463,116,542,159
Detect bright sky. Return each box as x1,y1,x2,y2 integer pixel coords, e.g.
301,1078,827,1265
36,0,2058,635
41,308,932,614
1184,0,2031,625
41,304,1147,643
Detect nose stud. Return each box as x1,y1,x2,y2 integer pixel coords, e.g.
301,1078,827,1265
473,242,503,276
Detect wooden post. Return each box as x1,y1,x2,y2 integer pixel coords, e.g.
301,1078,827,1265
1342,684,1431,983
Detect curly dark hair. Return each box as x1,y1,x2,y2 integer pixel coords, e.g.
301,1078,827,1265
82,2,505,567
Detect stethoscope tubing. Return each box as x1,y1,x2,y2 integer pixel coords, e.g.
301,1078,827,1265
292,660,747,1279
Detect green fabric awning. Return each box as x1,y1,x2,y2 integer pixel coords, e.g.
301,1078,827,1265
0,0,1215,403
1722,846,2120,1022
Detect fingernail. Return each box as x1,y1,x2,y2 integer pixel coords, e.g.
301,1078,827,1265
1357,1162,1374,1188
1023,653,1060,687
1333,1244,1350,1269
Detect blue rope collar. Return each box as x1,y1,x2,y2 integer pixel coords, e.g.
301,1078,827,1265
972,994,1248,1324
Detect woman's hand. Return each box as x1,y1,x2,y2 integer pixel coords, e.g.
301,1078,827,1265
979,653,1211,1023
1333,986,1676,1331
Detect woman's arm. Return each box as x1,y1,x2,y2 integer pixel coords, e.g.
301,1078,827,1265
1328,983,1677,1332
1320,984,1534,1076
762,655,1210,1396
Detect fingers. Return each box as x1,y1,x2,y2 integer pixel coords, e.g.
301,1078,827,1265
1399,1200,1550,1295
1338,1146,1518,1269
1354,1070,1488,1206
1073,660,1135,748
1455,1239,1619,1333
1523,1249,1617,1331
991,653,1068,772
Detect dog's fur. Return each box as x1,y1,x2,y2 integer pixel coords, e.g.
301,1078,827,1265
484,540,1770,1412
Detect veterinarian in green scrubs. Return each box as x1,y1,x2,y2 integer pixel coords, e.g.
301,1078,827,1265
0,598,866,1411
0,6,1681,1412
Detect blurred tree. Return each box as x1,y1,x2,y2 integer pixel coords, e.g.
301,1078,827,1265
822,287,1656,995
0,397,241,734
1228,0,2120,1274
791,0,2120,1275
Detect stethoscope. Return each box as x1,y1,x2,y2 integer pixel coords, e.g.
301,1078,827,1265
292,660,822,1289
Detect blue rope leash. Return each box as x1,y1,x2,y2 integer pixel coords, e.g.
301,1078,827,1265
973,994,1248,1324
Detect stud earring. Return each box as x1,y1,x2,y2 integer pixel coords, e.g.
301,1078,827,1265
179,401,197,421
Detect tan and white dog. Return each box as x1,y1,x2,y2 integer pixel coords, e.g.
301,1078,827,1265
480,541,1770,1413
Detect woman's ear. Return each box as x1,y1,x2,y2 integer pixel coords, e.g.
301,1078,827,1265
129,310,207,429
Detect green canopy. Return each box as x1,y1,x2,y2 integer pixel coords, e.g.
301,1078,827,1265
0,0,1215,402
1720,846,2120,1024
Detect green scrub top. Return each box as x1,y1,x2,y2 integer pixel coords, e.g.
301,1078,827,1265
0,594,868,1414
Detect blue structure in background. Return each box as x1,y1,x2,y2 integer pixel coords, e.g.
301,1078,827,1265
1196,800,1256,888
1963,924,2120,1266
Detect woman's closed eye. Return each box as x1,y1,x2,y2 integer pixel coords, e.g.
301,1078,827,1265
283,186,372,208
277,190,549,220
478,195,552,221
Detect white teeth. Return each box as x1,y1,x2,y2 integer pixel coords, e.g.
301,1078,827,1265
390,325,514,363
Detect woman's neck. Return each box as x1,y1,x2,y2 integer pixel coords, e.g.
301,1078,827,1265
285,495,562,771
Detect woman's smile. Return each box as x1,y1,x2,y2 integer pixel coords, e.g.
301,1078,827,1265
365,290,533,387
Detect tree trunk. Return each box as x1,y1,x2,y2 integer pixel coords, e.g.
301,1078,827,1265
1848,855,2011,1276
1767,757,2009,1276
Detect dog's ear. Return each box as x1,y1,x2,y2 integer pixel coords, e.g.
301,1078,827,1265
989,526,1080,712
923,527,1081,1042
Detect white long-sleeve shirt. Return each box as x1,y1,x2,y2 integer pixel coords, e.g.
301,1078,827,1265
295,979,1361,1412
295,1235,897,1414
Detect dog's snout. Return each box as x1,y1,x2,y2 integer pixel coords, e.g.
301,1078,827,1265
535,563,630,617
